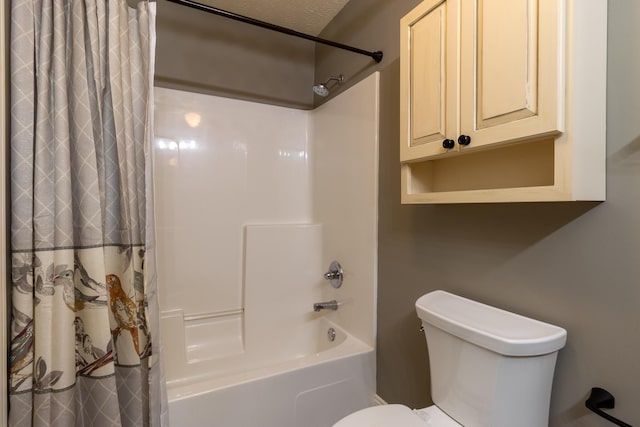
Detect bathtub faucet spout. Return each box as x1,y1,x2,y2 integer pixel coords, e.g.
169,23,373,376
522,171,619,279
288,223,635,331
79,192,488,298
313,300,339,312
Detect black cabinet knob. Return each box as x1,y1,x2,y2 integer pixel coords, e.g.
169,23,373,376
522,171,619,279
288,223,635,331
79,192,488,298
442,139,455,149
458,135,471,146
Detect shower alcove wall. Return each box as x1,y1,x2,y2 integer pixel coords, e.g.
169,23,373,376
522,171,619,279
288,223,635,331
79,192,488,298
154,73,379,426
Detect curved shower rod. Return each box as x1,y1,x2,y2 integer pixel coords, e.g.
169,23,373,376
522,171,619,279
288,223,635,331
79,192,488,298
164,0,384,63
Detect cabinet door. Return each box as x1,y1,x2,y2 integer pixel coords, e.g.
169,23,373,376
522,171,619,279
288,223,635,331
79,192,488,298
459,0,564,151
400,0,459,162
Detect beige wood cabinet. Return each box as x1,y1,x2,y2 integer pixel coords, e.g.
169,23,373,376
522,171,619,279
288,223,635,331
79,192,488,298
400,0,459,161
400,0,607,203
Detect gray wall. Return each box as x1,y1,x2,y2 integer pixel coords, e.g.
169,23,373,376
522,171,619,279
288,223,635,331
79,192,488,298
155,0,315,109
153,0,640,424
317,1,640,425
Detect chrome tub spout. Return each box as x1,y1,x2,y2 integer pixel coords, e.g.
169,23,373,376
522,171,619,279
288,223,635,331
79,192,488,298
313,300,339,312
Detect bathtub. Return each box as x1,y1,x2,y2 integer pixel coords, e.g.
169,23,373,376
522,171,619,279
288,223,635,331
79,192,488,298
159,224,377,426
165,318,375,427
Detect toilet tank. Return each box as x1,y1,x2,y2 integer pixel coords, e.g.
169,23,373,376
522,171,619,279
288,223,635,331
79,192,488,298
416,291,567,427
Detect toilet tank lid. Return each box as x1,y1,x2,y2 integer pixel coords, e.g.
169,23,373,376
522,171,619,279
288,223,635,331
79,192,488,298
416,291,567,356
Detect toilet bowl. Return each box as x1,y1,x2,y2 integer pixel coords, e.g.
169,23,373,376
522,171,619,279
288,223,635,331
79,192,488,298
333,290,567,427
334,404,461,426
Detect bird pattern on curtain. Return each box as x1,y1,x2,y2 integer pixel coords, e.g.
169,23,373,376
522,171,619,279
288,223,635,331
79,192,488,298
8,1,164,426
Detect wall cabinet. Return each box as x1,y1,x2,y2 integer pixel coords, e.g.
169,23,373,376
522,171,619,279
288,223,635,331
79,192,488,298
400,0,607,203
400,0,459,161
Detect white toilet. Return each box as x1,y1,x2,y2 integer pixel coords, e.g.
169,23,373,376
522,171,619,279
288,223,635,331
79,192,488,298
334,290,567,427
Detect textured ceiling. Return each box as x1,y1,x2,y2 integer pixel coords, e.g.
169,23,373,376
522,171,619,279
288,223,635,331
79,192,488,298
196,0,350,36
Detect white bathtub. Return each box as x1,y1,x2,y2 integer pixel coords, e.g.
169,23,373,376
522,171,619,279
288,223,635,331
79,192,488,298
166,318,375,427
160,224,376,426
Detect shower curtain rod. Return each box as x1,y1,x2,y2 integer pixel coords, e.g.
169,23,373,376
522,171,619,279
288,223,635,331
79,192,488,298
164,0,384,63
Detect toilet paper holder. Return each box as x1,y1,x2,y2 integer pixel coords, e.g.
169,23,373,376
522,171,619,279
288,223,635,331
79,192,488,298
585,387,632,427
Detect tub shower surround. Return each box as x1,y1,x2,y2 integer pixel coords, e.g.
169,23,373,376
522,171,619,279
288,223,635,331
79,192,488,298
153,73,379,426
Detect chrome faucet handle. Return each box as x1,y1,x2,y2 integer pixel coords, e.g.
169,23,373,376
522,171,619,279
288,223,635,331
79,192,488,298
323,261,343,288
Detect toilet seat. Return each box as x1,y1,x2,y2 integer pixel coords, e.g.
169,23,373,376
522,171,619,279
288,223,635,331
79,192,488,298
333,404,463,427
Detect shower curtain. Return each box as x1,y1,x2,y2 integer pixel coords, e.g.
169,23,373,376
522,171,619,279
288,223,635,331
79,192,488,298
9,1,167,426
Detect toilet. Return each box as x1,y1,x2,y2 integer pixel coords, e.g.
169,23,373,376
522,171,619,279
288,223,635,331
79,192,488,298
334,290,567,427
